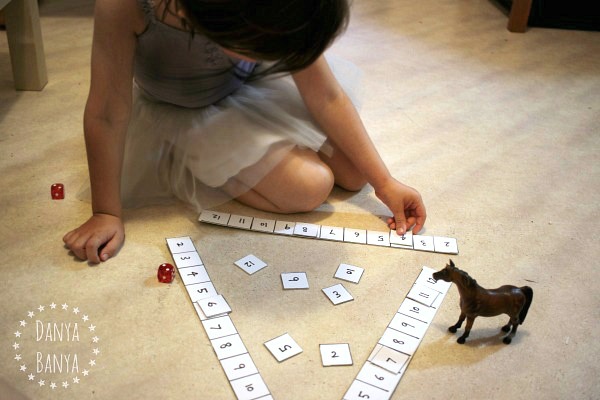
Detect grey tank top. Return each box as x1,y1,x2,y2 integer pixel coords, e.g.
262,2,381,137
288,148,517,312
134,0,256,108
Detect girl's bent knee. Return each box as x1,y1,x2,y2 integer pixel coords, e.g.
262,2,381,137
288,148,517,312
279,164,334,213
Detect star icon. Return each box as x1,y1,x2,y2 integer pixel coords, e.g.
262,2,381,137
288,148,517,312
38,305,45,312
89,359,96,367
14,354,22,361
92,348,100,355
27,311,35,318
92,336,100,343
62,303,69,310
13,342,20,350
28,373,35,381
50,382,57,389
20,364,27,372
88,324,96,332
14,331,21,338
73,376,80,384
82,369,89,376
73,307,80,315
82,314,89,322
19,320,27,327
38,380,45,387
50,302,57,309
62,381,69,388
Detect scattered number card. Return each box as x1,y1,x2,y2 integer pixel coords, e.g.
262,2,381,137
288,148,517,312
322,283,354,305
264,333,303,362
320,343,353,366
198,294,232,318
334,263,364,284
234,254,268,275
281,272,309,289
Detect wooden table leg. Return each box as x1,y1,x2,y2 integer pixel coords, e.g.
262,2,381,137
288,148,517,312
507,0,533,33
4,0,48,90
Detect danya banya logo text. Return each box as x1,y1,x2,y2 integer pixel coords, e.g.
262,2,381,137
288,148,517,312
11,302,101,391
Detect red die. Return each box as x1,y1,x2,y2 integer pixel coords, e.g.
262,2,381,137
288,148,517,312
51,183,64,200
157,263,175,283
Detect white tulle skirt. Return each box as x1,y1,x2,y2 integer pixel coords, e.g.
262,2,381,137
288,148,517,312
119,56,362,211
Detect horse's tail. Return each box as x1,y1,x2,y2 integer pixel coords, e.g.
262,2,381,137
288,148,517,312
519,286,533,324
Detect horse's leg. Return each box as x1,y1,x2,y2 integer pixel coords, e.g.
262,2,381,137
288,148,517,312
457,316,475,344
503,317,519,344
501,318,512,332
449,312,466,333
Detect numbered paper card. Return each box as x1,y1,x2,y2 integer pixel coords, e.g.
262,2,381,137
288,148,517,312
320,343,353,366
293,222,320,238
281,272,309,289
166,236,196,254
322,283,354,305
334,263,365,284
368,344,410,374
319,225,345,241
198,294,232,318
201,315,237,340
198,210,231,226
234,254,268,275
220,353,259,381
264,333,303,362
230,373,271,400
251,218,276,233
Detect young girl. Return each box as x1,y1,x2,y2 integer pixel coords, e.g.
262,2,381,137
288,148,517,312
63,0,426,263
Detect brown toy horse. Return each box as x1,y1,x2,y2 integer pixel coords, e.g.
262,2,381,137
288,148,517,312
432,260,533,344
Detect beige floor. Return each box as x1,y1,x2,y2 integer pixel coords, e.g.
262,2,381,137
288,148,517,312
1,0,599,399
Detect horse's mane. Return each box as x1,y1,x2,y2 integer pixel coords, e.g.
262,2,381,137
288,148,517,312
454,266,478,288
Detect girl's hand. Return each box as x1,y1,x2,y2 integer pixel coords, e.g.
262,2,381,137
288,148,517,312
375,178,427,235
63,213,125,263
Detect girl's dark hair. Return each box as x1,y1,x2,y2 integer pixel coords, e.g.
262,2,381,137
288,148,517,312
170,0,350,75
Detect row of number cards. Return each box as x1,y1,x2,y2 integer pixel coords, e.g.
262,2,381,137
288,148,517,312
343,266,451,400
199,210,458,254
166,236,273,400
